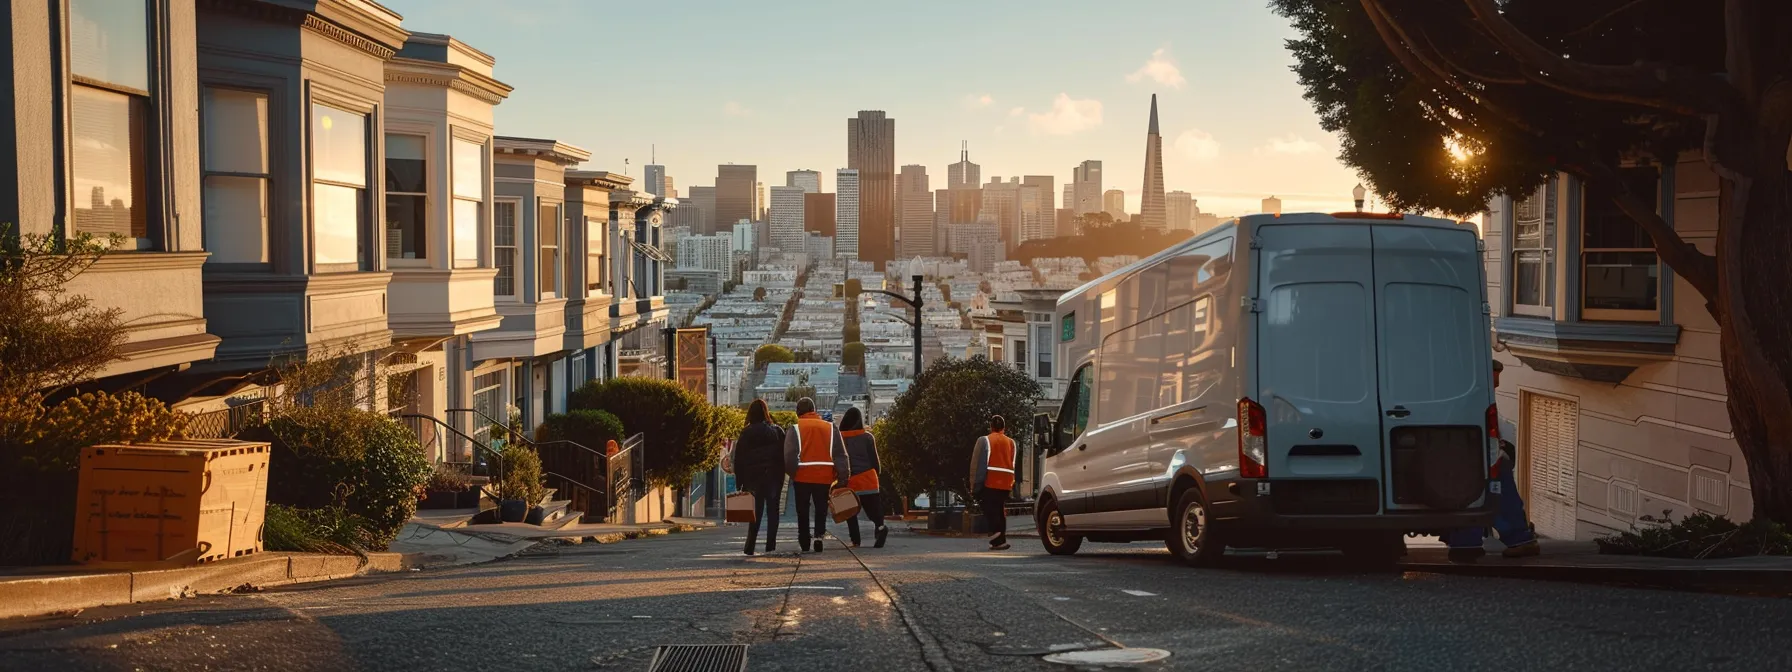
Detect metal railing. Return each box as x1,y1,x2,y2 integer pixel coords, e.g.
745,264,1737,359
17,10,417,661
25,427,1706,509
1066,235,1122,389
607,433,645,524
446,408,621,524
400,414,504,493
184,400,267,440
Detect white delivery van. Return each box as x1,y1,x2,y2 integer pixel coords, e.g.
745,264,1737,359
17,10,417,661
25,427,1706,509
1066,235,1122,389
1032,212,1498,566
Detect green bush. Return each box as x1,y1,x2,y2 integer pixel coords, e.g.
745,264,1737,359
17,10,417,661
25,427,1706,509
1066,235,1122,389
1596,510,1792,558
497,443,545,505
240,409,431,551
879,355,1041,506
754,344,795,370
263,503,361,555
569,377,727,486
535,409,625,452
424,463,471,493
843,342,867,369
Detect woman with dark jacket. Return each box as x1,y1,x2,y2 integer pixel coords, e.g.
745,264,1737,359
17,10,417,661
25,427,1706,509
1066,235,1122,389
837,407,888,548
733,399,787,555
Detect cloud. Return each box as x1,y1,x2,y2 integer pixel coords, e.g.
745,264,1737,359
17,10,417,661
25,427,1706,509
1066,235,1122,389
1126,48,1187,89
721,101,752,117
1008,106,1025,118
1027,94,1103,136
1174,128,1221,162
1257,133,1322,155
964,94,995,109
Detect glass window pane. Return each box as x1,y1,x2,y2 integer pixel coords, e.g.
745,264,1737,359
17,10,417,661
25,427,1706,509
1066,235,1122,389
203,175,267,263
540,248,558,296
453,199,480,268
1584,167,1658,250
71,85,147,240
494,202,516,296
386,194,425,259
1514,252,1544,306
70,0,149,91
203,88,268,174
1380,283,1476,401
453,140,484,199
1584,252,1659,311
311,104,366,187
385,134,426,194
313,183,362,265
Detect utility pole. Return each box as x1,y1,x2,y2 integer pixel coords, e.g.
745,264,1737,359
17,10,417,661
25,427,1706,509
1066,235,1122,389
910,274,924,377
709,332,719,405
663,326,676,380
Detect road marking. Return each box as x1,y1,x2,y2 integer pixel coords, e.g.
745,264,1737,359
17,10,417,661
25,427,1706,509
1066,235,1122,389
1121,590,1157,597
720,585,847,592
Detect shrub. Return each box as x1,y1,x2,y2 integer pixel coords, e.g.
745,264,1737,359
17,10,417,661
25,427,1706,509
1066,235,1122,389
496,443,545,504
879,355,1041,506
263,503,360,555
1596,510,1792,559
535,409,625,452
843,342,866,369
570,377,727,486
240,409,431,550
424,463,471,493
770,410,799,428
754,344,795,370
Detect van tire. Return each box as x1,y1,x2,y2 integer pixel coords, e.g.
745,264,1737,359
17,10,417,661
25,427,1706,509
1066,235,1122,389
1037,499,1082,555
1167,488,1225,567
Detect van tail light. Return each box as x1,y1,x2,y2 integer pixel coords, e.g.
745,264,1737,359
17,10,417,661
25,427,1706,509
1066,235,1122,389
1486,403,1501,478
1238,397,1268,479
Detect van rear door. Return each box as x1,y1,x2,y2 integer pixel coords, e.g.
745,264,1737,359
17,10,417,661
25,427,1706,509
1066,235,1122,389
1254,224,1384,515
1371,224,1490,511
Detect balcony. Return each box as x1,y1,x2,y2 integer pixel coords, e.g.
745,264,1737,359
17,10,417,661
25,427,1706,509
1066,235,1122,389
67,252,221,380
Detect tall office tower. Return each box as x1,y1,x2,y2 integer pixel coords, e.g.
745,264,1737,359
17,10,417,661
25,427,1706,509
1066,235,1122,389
947,141,980,189
805,192,836,236
1262,195,1283,215
980,177,1021,249
1056,209,1075,238
848,110,896,265
663,176,676,199
897,165,934,257
836,169,861,260
935,188,953,252
756,181,767,221
1166,191,1194,231
1103,189,1127,220
676,233,733,274
732,220,757,254
644,164,667,197
1062,184,1075,221
715,165,756,234
786,169,822,193
1023,175,1055,242
687,185,717,234
1018,181,1050,245
1072,160,1103,215
769,186,807,253
1138,95,1167,229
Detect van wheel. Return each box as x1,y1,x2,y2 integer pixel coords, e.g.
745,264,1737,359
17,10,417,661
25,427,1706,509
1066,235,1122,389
1038,499,1082,555
1168,488,1225,567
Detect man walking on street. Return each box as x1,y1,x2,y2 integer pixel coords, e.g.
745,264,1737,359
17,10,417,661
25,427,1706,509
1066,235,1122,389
969,415,1016,551
1446,359,1542,562
785,397,849,553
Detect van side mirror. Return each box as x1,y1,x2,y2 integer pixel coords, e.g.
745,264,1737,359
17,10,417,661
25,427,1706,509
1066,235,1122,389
1032,413,1054,453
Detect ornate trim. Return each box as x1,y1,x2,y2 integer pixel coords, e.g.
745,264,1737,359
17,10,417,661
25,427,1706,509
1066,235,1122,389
302,15,396,60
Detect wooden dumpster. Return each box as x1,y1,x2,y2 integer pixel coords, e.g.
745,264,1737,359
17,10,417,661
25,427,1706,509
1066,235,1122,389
72,439,271,565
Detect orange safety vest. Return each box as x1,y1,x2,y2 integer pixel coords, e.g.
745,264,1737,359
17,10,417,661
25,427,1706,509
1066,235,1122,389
984,430,1016,491
793,413,839,484
841,429,879,492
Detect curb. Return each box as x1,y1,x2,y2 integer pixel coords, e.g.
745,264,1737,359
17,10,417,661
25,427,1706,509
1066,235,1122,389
0,551,422,621
1396,560,1792,595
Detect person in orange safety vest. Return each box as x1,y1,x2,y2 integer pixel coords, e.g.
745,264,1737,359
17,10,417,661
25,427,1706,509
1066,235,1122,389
969,415,1016,551
783,397,848,553
837,407,886,548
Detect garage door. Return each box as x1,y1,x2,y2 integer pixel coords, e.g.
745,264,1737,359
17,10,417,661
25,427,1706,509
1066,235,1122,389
1524,393,1579,541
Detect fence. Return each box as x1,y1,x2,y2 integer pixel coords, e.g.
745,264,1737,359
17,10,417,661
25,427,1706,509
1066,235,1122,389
183,400,266,440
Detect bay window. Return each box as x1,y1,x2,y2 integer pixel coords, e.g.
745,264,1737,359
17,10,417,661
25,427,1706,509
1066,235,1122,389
384,133,426,260
539,203,561,297
494,200,517,297
201,87,269,263
1511,178,1555,317
451,139,484,268
310,103,368,269
1582,167,1661,320
69,0,152,248
587,217,606,293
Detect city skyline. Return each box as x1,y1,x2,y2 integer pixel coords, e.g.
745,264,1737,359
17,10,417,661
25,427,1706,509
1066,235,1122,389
377,0,1363,218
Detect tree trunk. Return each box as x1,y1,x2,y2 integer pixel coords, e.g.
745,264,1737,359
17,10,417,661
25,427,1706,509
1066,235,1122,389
1713,106,1792,523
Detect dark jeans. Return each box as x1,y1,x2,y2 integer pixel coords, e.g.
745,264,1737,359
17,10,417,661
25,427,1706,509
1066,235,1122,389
845,492,885,544
1445,458,1537,549
979,487,1010,544
744,475,784,552
792,481,831,544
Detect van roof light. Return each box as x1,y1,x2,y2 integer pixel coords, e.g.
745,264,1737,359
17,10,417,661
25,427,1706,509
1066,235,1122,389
1328,212,1406,220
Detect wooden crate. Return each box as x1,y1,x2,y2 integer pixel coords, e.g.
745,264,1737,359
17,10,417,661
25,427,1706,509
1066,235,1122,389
72,439,271,564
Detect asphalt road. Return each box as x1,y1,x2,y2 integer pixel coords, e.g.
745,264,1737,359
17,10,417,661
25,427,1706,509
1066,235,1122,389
3,524,1791,671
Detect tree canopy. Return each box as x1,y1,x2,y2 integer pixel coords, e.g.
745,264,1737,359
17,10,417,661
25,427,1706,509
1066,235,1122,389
569,377,727,486
1013,219,1193,265
878,356,1042,505
753,344,795,370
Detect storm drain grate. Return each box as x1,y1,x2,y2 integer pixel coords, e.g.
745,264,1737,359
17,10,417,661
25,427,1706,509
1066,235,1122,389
646,644,748,672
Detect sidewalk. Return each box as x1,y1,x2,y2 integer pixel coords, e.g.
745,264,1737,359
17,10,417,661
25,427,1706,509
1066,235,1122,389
1397,536,1792,593
0,551,418,620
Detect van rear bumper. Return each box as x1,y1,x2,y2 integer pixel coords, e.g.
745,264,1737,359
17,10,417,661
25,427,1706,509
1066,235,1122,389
1206,477,1496,533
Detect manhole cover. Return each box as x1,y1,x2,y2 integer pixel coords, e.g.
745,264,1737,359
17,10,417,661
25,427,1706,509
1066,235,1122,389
1044,648,1172,666
646,644,748,672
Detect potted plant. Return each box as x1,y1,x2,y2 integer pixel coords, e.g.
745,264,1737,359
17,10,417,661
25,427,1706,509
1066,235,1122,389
496,444,544,523
420,464,471,510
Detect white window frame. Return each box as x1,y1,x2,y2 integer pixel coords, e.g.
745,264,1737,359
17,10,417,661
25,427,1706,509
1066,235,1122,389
200,85,270,264
383,130,428,264
1580,165,1663,322
307,99,370,273
586,216,606,293
493,198,521,300
539,200,562,299
68,0,156,250
1510,180,1555,318
450,135,486,269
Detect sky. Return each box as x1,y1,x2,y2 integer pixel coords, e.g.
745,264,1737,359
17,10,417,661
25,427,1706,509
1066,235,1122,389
380,0,1367,218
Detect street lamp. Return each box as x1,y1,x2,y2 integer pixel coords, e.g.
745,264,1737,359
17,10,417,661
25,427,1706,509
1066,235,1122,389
847,274,926,377
1353,184,1367,213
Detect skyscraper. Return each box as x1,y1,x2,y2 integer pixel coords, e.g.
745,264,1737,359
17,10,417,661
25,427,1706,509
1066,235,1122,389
687,185,717,234
1072,160,1102,216
947,141,980,189
898,165,934,258
836,169,860,260
848,110,895,266
769,186,807,253
644,164,668,197
756,181,767,221
715,165,756,234
1262,195,1283,215
1138,94,1167,229
787,169,822,193
1103,189,1126,220
1018,180,1049,246
981,177,1020,249
805,192,836,236
1166,191,1194,231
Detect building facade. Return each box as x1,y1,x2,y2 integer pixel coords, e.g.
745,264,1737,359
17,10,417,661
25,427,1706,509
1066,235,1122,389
768,185,806,253
685,185,717,234
716,164,756,233
1072,160,1103,215
1103,189,1126,220
805,192,836,237
1166,191,1194,231
898,165,934,258
1137,94,1167,229
847,111,895,266
836,169,860,260
786,170,821,193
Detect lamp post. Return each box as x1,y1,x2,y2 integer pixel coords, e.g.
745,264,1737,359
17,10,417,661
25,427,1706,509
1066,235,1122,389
848,274,926,378
1353,184,1367,213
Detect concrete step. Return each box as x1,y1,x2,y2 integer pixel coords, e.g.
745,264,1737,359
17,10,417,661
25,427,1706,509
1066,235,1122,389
542,510,587,531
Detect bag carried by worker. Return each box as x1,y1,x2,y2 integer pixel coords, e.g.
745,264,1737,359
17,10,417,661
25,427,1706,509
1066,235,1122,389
725,491,756,523
828,487,861,523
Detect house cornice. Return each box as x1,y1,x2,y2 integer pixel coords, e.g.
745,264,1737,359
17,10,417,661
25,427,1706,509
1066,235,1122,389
385,58,513,104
